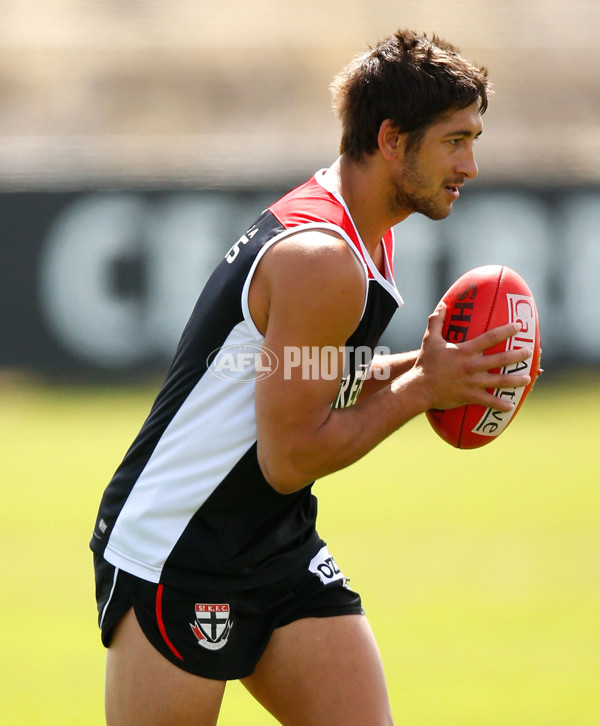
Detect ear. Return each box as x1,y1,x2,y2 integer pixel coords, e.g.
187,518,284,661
377,119,405,161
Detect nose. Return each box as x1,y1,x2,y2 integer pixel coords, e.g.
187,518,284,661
458,143,478,179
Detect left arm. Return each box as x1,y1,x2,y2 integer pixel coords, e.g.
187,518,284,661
358,350,419,399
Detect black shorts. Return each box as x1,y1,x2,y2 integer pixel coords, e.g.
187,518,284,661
94,545,364,681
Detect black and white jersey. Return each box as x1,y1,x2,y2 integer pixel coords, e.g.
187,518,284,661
90,169,403,590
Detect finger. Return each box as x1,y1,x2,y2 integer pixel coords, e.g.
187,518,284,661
478,346,533,372
473,390,518,413
468,322,521,353
483,370,531,390
470,375,531,412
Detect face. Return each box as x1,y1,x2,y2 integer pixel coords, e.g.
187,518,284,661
389,102,483,221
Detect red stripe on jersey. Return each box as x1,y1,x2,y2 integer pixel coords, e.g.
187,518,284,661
269,174,394,280
155,584,184,661
382,230,394,273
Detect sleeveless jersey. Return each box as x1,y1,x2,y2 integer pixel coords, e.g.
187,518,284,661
90,169,403,591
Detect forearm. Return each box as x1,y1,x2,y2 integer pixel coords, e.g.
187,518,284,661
258,365,429,493
358,350,419,399
258,305,533,496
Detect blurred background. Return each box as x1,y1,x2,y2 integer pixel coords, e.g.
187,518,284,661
1,0,600,380
1,2,599,725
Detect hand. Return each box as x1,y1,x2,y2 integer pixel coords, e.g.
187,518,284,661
415,303,533,412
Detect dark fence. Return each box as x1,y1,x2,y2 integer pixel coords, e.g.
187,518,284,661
2,186,598,380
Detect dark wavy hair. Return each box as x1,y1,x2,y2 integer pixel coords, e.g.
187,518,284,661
331,29,492,160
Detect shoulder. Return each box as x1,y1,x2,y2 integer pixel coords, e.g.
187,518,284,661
249,229,367,340
264,229,366,295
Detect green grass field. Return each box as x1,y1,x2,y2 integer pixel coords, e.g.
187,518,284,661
1,377,599,725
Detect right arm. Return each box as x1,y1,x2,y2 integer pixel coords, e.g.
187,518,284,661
250,235,531,493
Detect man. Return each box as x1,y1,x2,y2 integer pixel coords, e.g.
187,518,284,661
91,29,532,725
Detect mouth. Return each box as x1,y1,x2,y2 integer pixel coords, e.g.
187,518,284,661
445,183,463,200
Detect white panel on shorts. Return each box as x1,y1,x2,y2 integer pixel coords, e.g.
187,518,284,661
308,545,348,586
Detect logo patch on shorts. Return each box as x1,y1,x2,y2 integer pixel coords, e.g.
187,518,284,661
190,604,233,650
308,546,348,586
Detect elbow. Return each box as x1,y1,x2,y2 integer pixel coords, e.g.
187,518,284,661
257,446,313,495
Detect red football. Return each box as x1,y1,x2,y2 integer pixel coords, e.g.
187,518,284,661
426,265,542,449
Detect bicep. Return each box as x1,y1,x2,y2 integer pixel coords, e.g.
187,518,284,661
252,233,366,486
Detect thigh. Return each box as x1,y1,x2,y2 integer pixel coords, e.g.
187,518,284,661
241,614,393,726
105,608,226,726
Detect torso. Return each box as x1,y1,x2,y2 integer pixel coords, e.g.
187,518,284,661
90,170,403,590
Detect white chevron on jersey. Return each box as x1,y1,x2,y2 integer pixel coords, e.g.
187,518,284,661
104,320,261,582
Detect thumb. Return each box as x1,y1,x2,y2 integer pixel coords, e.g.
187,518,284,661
428,301,447,337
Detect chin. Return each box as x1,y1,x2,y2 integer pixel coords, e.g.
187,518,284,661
419,204,452,221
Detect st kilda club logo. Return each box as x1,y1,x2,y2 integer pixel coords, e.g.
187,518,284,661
190,603,233,650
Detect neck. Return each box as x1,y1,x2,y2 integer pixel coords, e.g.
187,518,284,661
327,155,412,255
